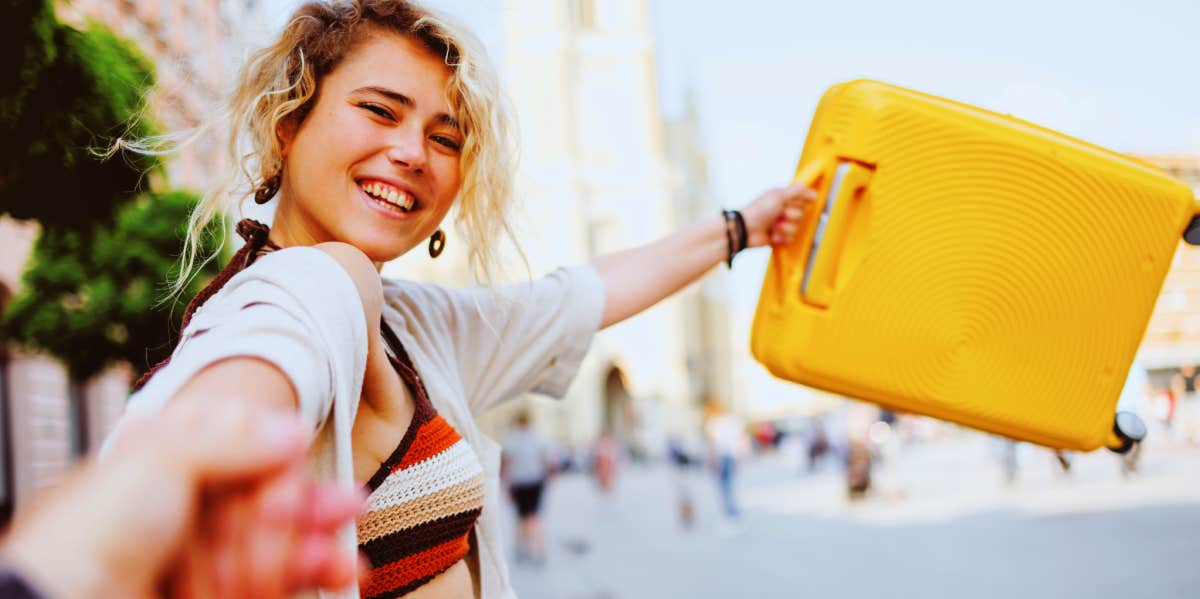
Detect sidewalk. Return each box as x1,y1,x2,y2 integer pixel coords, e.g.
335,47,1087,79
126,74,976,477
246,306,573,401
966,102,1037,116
504,436,1200,599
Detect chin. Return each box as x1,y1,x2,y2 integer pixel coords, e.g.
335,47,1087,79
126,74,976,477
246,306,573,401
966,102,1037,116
343,232,413,264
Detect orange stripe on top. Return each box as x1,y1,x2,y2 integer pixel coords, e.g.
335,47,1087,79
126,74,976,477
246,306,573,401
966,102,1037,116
362,535,471,598
395,415,462,470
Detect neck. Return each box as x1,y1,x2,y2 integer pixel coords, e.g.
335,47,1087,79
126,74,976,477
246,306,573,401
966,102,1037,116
268,197,323,249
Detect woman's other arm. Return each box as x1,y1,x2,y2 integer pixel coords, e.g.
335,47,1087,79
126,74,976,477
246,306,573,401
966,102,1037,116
591,184,814,329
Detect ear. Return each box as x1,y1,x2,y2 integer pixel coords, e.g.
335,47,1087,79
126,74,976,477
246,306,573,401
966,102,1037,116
276,116,300,158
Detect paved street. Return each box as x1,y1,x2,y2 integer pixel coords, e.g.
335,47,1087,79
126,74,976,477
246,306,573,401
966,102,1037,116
503,435,1200,598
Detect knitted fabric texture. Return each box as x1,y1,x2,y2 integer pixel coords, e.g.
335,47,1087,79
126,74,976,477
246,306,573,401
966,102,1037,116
359,319,484,598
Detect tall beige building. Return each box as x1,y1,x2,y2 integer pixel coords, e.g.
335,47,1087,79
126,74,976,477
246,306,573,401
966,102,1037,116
0,0,264,524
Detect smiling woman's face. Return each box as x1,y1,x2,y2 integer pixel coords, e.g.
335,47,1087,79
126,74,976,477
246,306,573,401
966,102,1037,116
273,31,463,261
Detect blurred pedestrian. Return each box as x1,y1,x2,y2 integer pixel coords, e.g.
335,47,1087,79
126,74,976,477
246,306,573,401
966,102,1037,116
704,400,747,521
501,411,552,564
1171,363,1200,445
593,432,620,495
806,420,830,473
845,403,878,500
997,438,1020,486
667,436,698,529
845,440,872,499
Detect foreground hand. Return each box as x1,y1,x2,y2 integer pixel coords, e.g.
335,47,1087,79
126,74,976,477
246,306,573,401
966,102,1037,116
739,183,817,247
168,463,363,599
0,400,363,599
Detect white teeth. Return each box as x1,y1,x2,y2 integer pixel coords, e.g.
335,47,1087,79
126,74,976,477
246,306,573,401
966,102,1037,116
361,181,414,212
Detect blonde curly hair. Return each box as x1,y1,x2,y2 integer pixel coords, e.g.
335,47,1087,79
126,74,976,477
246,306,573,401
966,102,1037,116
125,0,519,301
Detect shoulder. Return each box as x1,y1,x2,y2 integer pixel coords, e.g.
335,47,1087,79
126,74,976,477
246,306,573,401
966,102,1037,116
310,242,383,325
201,244,380,336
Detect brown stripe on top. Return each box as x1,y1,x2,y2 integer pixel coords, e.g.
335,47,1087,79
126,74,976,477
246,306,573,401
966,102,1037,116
358,476,485,543
360,508,483,567
365,318,437,491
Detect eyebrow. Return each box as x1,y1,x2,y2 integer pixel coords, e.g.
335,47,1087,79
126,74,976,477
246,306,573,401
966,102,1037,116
353,85,460,130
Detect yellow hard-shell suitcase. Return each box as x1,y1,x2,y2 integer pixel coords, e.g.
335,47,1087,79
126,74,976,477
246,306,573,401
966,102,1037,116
751,80,1199,452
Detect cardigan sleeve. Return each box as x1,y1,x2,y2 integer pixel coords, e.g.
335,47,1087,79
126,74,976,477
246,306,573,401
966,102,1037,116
387,264,605,415
118,247,369,434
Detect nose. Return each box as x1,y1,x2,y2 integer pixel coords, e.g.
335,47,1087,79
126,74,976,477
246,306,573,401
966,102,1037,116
386,126,427,174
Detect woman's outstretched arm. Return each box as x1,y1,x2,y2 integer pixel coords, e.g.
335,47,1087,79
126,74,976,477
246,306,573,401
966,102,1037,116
591,184,814,329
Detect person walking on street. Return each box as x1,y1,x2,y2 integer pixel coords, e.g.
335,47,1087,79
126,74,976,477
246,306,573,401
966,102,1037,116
501,412,552,564
704,400,746,523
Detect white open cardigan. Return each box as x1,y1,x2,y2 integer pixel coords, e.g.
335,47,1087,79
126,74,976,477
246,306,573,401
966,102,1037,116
112,247,605,598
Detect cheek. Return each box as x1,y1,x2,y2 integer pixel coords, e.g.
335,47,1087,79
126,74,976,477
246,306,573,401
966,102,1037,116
435,156,464,201
295,110,377,172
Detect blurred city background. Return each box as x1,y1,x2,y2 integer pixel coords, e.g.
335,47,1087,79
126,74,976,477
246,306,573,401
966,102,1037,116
1,1,1198,597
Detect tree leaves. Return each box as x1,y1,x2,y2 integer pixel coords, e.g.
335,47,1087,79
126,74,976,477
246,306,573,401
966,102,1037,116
0,0,160,229
2,191,224,380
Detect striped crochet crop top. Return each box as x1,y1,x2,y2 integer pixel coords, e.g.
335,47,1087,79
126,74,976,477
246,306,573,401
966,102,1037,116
357,319,485,598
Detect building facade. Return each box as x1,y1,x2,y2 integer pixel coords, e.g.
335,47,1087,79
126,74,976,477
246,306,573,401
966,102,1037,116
1135,154,1200,378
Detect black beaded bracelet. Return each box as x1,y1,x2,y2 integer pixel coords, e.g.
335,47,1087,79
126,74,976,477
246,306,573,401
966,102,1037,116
732,210,747,255
722,209,747,268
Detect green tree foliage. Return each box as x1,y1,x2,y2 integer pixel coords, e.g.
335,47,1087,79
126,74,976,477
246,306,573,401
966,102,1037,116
2,191,224,380
0,0,160,230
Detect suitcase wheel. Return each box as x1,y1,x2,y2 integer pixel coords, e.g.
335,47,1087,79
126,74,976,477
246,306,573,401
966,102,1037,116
1184,216,1200,246
1110,411,1147,455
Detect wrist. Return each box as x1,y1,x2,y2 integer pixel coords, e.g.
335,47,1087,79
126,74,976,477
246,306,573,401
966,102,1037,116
1,537,116,599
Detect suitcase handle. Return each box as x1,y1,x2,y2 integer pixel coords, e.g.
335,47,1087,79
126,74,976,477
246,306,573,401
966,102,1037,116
773,157,873,309
801,161,873,307
769,158,832,311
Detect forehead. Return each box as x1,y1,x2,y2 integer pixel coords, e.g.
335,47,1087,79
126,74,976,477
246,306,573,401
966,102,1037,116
326,32,453,107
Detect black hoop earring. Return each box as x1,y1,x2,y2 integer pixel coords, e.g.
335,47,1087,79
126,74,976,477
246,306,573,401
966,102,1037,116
254,173,281,204
428,229,446,258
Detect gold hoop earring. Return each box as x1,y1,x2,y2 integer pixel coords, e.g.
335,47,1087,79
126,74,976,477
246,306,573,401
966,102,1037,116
254,173,281,204
428,229,446,258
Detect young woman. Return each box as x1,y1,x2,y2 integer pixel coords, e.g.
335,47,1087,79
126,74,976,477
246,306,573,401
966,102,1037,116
114,1,812,597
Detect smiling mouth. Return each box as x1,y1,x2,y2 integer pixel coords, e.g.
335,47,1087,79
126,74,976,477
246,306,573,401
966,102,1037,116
358,179,416,212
